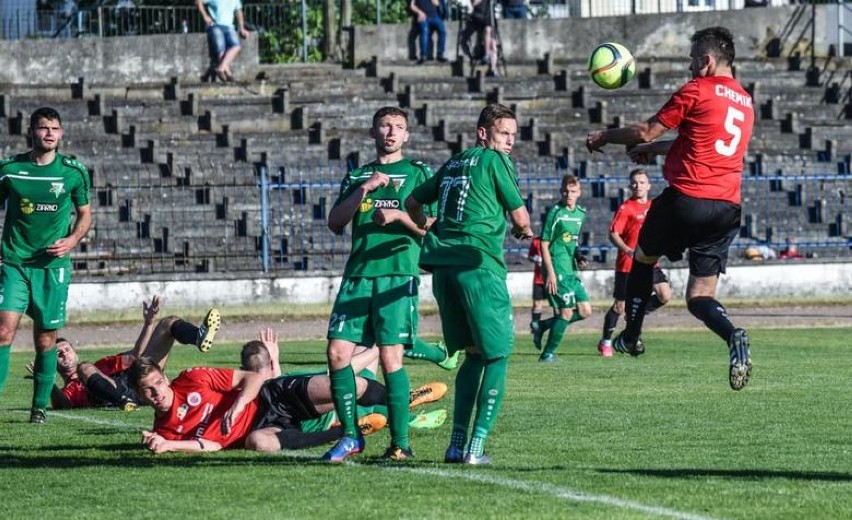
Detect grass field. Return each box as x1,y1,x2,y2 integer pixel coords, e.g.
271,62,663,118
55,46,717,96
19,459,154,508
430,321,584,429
1,328,850,520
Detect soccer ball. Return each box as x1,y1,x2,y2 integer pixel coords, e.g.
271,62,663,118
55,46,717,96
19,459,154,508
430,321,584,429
588,42,636,90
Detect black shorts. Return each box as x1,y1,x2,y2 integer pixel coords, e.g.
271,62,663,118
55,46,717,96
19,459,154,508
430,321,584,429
253,375,320,431
639,187,741,277
532,283,546,301
612,269,669,300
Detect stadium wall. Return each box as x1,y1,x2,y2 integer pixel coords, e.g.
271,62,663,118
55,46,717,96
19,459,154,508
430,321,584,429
350,5,837,66
0,5,838,85
0,33,258,84
68,262,852,311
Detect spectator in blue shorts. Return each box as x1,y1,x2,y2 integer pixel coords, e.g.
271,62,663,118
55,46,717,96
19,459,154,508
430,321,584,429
196,0,250,81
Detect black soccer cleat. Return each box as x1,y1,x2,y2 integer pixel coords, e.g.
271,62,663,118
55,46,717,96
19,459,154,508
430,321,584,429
613,331,645,357
728,328,752,391
29,408,47,424
382,445,414,461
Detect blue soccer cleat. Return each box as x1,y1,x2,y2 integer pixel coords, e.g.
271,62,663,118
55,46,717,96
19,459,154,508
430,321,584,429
538,353,557,363
322,435,365,463
444,445,465,463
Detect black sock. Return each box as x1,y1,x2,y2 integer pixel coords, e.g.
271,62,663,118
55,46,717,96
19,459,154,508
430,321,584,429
531,310,542,328
86,373,127,406
170,319,199,345
624,261,654,342
539,316,557,333
602,307,620,340
687,296,736,342
357,378,387,406
645,294,665,314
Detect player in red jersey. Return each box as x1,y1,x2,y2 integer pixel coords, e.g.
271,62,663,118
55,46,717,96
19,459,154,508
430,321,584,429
597,169,671,357
585,26,755,390
527,236,552,339
132,360,263,452
130,335,393,454
42,296,220,410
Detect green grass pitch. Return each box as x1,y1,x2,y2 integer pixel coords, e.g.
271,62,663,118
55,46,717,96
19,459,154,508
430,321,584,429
1,328,850,520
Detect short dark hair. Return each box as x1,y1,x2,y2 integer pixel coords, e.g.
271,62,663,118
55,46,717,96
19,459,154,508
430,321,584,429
127,357,163,390
240,340,271,372
29,107,62,131
691,26,735,66
372,107,408,128
561,174,580,187
628,168,648,180
477,103,516,131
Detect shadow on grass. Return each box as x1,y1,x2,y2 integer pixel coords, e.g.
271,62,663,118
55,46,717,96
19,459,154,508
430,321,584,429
0,449,336,470
598,467,852,482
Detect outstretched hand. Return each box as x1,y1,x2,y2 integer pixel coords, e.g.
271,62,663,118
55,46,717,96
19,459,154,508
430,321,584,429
142,295,161,324
585,130,606,154
260,327,279,363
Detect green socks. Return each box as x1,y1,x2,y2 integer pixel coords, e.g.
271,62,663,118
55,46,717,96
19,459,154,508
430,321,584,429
330,365,358,438
384,368,411,449
32,346,58,410
404,338,447,364
450,354,485,449
469,356,509,456
0,345,10,395
543,318,570,355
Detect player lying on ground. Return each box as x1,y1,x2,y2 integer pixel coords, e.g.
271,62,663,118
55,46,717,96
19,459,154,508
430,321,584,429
29,296,219,411
133,331,447,453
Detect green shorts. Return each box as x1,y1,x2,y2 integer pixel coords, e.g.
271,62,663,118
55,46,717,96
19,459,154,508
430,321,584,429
546,272,590,310
0,264,69,329
431,266,514,360
327,275,418,347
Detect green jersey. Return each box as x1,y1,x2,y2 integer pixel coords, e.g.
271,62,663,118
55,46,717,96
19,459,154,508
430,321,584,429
0,152,91,268
541,202,586,276
412,147,525,276
334,158,433,278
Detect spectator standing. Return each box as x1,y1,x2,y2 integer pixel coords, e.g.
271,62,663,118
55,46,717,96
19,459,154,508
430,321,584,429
195,0,250,81
410,0,447,63
501,0,527,19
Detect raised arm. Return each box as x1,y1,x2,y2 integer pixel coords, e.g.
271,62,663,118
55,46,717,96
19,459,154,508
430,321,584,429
328,171,389,234
586,116,669,153
129,296,161,358
260,327,282,378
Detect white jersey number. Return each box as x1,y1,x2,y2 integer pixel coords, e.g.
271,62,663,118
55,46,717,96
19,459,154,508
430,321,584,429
715,106,745,157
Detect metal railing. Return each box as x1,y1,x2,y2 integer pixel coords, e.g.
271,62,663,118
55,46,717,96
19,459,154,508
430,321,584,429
0,157,839,280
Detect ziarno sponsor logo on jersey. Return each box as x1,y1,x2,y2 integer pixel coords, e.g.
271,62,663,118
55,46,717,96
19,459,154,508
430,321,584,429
20,198,59,215
373,199,400,209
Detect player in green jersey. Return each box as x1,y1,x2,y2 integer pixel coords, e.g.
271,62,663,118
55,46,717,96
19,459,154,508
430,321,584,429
406,103,534,464
322,107,435,462
534,174,593,363
0,107,92,424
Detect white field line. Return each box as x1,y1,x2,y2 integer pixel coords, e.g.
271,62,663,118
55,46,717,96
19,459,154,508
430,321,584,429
48,412,722,520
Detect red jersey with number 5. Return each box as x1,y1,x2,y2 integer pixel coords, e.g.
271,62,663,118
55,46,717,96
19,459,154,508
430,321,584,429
655,76,754,205
153,367,259,449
